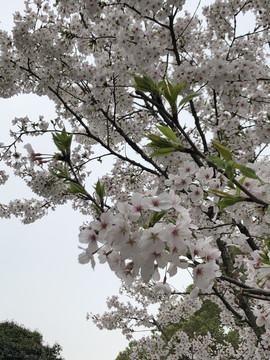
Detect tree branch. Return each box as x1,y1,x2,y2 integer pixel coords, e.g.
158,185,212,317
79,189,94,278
189,99,208,153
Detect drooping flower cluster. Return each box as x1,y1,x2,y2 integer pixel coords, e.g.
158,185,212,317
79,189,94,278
78,185,222,291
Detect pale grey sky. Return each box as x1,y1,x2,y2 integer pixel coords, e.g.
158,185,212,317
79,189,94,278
0,94,132,360
0,2,129,359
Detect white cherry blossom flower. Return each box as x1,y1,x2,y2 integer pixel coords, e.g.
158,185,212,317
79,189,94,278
188,184,204,203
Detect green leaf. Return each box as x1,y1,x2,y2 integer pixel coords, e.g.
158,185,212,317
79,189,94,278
261,258,270,265
166,78,174,95
179,93,200,106
66,182,87,195
94,180,105,200
52,128,73,155
91,203,102,215
259,248,270,265
238,165,262,182
150,147,176,157
227,180,235,190
217,196,245,210
160,79,187,114
161,79,170,97
212,140,232,161
236,176,245,195
53,134,66,153
225,161,235,180
156,125,177,141
205,155,225,169
149,210,167,226
132,73,159,95
51,165,69,180
160,80,177,114
146,134,173,148
171,81,186,103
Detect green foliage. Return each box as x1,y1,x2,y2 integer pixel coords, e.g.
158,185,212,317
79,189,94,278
176,300,235,345
132,73,199,115
65,181,88,195
0,321,64,360
205,155,225,169
51,165,88,196
132,72,161,95
224,160,235,180
211,140,232,162
159,78,186,114
52,128,73,162
156,126,177,142
115,296,241,360
217,196,246,210
149,210,167,227
259,237,270,265
179,93,200,106
146,126,183,157
94,179,105,201
208,141,262,183
51,165,70,180
236,164,263,183
115,341,137,360
146,134,175,149
206,141,264,209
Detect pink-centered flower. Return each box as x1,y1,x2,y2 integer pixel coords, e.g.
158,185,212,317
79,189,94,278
189,185,203,203
196,167,214,183
143,192,172,211
91,211,115,243
193,261,221,290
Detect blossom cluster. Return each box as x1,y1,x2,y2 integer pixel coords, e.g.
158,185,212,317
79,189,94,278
78,184,222,291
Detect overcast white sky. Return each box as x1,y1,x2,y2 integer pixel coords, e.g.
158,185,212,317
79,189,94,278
0,2,129,359
0,1,256,359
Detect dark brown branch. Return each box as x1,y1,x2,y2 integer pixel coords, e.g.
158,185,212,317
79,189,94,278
235,222,259,251
134,90,205,164
79,13,88,29
230,178,269,207
212,286,244,321
237,294,265,339
219,275,250,289
216,238,265,339
212,89,219,125
217,237,235,275
213,286,264,339
168,14,181,66
151,318,170,342
220,276,270,297
189,99,208,153
123,3,170,29
100,108,167,178
48,86,161,176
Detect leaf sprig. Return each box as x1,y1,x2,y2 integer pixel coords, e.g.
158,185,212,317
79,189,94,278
132,73,200,115
206,140,265,209
146,125,183,157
